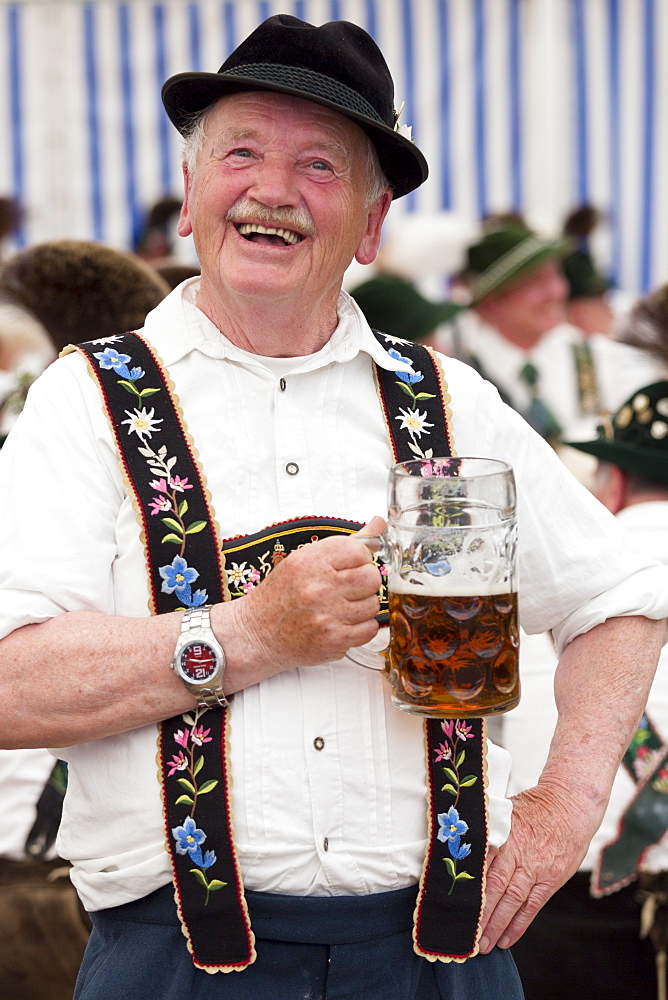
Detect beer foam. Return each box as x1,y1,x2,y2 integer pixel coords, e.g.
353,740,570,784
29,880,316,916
388,571,514,597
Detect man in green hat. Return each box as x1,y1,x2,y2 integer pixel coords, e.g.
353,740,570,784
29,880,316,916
501,378,668,1000
437,221,656,460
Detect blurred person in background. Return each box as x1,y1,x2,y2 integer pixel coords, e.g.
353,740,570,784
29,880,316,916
561,205,615,339
349,272,461,345
616,283,668,380
0,239,169,1000
0,195,23,260
436,219,659,481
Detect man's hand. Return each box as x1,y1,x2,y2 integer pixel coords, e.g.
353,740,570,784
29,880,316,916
228,517,385,674
479,779,597,953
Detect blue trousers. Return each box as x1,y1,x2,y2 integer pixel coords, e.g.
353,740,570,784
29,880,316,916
73,883,524,1000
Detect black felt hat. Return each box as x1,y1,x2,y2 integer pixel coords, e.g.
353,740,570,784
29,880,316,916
562,249,611,300
565,382,668,484
161,14,427,199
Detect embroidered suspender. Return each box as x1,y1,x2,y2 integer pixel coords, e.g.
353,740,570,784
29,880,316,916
72,330,488,970
592,712,668,897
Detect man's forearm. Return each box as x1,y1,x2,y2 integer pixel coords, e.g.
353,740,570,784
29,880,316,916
0,531,383,749
540,614,666,817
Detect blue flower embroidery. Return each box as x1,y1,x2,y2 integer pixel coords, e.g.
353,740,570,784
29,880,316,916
159,555,208,607
388,348,423,385
437,806,472,864
172,816,217,869
437,805,469,845
93,347,144,381
173,815,206,855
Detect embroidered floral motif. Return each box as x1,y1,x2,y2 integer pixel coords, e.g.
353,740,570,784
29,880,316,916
93,345,161,400
122,406,163,440
652,767,668,795
387,347,437,460
167,710,226,905
159,554,208,608
93,345,211,610
433,719,477,893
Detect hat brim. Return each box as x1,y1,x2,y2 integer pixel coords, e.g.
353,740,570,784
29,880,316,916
563,438,668,484
162,72,428,199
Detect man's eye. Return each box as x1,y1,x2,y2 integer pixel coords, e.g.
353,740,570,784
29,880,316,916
229,148,253,159
310,160,332,172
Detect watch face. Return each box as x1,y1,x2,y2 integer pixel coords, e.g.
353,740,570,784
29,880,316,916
178,641,219,684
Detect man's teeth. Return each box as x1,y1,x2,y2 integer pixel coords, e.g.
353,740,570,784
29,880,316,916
237,223,301,245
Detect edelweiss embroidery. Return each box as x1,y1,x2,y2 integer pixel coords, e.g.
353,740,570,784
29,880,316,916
92,346,211,611
387,343,437,459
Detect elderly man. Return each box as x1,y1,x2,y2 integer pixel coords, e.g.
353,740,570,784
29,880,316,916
0,15,666,1000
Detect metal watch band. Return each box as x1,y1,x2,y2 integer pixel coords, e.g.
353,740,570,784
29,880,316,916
180,605,232,709
180,604,213,634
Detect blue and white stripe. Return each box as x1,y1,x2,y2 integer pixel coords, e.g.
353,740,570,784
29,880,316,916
0,0,666,295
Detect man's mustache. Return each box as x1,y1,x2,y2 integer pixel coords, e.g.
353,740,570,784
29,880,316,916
226,199,316,237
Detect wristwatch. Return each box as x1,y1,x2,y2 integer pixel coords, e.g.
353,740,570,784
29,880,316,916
172,606,231,709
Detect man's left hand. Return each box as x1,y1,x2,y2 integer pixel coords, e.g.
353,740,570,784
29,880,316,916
478,779,597,954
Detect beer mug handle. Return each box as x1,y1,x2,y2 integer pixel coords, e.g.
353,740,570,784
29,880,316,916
345,532,389,672
345,627,389,671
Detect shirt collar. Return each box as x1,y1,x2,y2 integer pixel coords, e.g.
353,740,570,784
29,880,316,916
144,279,415,376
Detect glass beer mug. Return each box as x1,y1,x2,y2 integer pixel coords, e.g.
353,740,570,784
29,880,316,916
348,457,519,719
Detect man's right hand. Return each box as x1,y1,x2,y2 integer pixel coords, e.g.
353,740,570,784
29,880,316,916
225,518,385,675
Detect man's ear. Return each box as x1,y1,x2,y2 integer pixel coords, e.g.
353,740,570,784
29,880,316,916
355,190,393,266
176,162,193,238
595,461,627,515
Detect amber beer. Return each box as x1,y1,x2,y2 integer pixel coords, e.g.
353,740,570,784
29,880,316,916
387,584,519,718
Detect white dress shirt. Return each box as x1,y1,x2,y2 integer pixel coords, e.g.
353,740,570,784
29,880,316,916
0,282,666,912
502,500,668,872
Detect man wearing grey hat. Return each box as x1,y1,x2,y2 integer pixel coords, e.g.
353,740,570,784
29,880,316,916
0,14,666,1000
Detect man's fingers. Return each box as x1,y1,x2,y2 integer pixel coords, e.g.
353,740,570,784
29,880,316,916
479,872,549,952
356,515,387,537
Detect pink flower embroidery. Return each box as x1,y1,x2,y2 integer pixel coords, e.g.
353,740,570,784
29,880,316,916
191,725,212,746
174,729,189,747
149,478,169,493
441,720,455,739
434,742,452,762
149,495,171,515
170,476,193,492
167,751,188,776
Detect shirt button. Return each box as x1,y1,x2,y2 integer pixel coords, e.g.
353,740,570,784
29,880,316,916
285,462,299,476
313,736,325,751
323,837,329,852
279,378,287,391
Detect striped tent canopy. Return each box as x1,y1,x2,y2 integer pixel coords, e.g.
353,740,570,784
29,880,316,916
1,0,666,295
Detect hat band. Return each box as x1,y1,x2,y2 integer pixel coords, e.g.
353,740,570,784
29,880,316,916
470,236,553,302
223,63,386,126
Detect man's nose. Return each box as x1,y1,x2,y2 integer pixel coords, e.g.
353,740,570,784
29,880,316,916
247,155,300,208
